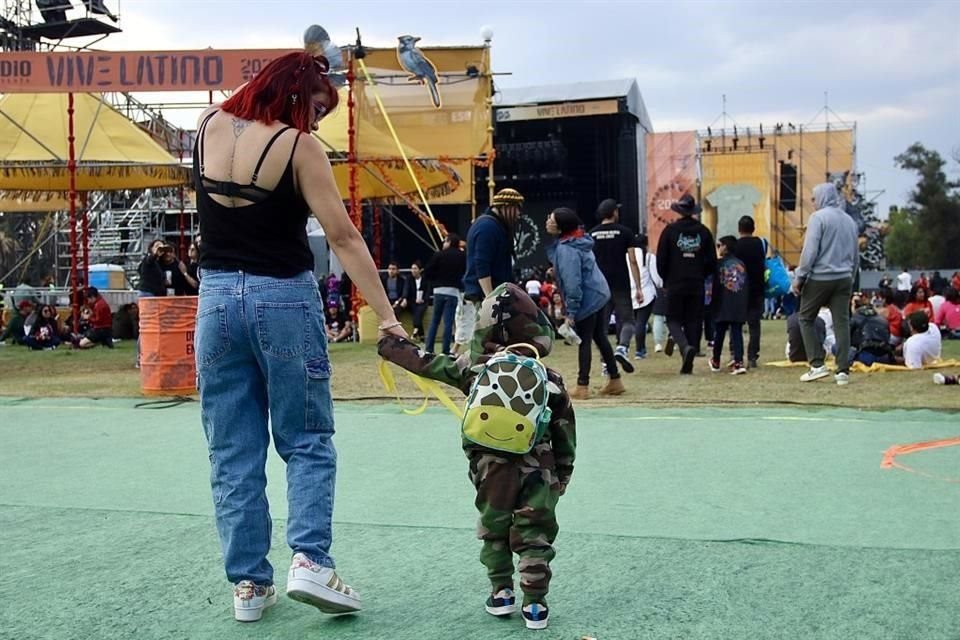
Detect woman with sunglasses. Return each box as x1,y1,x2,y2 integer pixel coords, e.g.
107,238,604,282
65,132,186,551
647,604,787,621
192,51,407,623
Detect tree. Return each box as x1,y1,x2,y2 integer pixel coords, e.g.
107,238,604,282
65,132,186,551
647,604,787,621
883,206,922,269
889,143,960,268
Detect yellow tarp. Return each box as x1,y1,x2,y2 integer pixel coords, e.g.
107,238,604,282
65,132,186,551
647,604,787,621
0,93,190,191
765,359,960,372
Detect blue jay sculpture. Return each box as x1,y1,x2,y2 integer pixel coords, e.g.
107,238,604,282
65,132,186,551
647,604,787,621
397,35,442,109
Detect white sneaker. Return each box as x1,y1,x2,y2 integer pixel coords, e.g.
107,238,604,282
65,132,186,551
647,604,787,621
800,365,830,382
933,373,946,385
835,372,849,386
286,553,361,614
234,580,277,622
522,602,550,630
654,343,663,353
485,587,516,616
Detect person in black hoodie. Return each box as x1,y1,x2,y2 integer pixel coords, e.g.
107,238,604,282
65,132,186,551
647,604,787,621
656,194,717,374
709,236,749,375
424,233,467,354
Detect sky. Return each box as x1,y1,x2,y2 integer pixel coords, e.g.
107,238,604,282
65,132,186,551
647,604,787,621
88,0,960,217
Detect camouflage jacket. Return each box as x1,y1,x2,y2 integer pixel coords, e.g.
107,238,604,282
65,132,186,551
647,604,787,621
377,283,576,485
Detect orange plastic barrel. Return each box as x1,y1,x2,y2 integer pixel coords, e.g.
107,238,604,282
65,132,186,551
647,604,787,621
139,296,198,396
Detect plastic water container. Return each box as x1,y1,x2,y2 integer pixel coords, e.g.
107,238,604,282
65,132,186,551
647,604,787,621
88,264,126,290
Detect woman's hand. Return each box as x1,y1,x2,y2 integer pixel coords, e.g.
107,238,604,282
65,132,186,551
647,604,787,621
565,317,576,328
378,319,409,340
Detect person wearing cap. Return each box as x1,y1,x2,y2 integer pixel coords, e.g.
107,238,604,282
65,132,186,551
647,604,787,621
459,188,524,348
656,194,717,374
588,198,642,374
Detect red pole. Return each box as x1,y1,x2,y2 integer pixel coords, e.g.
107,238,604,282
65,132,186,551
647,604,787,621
67,93,79,333
347,54,364,316
81,192,89,287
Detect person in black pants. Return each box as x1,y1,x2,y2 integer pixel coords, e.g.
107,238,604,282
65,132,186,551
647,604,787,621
423,234,466,355
403,260,430,341
734,216,767,368
656,195,717,374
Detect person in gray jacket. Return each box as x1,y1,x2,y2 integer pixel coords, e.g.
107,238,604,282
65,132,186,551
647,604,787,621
793,183,860,385
547,207,624,399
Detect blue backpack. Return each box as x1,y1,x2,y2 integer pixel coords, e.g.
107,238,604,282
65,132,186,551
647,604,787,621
761,238,791,298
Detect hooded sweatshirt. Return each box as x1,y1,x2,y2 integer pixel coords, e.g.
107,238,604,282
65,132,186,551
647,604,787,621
378,283,576,484
796,183,860,282
547,234,610,321
656,215,717,295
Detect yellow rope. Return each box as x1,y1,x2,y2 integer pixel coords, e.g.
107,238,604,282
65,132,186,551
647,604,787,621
356,58,443,249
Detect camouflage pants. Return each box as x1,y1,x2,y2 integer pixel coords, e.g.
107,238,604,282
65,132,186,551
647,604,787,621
467,442,562,603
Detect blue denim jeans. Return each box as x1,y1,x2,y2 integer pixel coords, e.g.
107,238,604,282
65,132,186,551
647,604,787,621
425,293,458,354
195,269,336,586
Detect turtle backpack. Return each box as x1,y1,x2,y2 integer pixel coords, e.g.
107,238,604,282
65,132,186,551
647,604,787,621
461,343,559,455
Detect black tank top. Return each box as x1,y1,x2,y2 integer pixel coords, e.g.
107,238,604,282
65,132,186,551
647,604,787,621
194,111,313,277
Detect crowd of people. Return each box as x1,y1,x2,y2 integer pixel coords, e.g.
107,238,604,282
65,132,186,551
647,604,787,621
0,286,119,350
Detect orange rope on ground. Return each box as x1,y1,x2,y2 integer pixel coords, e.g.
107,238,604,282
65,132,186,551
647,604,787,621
881,437,960,483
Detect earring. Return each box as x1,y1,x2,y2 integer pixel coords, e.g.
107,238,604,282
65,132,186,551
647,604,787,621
290,94,298,104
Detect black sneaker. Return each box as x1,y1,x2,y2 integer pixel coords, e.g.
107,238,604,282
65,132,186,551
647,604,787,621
680,345,696,374
664,337,675,357
748,359,758,369
485,588,516,617
522,602,549,630
614,346,635,373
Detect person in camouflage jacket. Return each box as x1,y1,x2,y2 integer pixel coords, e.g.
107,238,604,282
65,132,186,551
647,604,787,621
378,282,576,628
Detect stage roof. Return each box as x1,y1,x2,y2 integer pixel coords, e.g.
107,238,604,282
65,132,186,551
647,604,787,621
498,78,653,132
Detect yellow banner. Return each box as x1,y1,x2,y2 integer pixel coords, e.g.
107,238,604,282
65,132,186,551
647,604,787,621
354,47,489,160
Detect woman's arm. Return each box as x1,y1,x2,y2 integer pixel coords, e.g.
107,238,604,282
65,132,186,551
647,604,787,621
295,136,404,335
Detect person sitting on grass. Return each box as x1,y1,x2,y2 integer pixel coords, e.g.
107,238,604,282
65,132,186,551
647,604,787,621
934,287,960,339
902,285,934,322
324,299,353,343
378,283,575,631
0,300,34,345
77,287,114,349
900,311,941,369
23,304,61,350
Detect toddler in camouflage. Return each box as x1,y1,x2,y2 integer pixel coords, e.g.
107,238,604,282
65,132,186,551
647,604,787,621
378,283,576,630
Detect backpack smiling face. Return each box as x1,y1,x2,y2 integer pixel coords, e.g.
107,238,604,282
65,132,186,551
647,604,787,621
462,351,553,454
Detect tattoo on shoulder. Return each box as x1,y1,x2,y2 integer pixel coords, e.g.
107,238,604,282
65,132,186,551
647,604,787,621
231,117,252,138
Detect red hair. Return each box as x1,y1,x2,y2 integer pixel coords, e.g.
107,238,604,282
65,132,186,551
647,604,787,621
221,52,339,132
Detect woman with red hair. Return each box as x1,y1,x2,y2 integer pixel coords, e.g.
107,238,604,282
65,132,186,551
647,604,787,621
192,51,407,623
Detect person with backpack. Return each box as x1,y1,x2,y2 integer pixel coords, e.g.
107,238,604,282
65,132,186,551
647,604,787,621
378,283,576,631
709,236,749,375
850,303,894,366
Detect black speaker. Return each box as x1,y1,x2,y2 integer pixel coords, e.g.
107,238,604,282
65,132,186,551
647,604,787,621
779,161,797,211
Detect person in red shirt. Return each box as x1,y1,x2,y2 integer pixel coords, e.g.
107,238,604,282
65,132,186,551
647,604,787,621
879,289,904,346
952,272,960,292
78,287,114,349
902,285,934,322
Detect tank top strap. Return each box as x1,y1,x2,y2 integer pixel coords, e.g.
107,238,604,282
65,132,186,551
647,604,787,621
250,126,294,185
196,110,218,174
